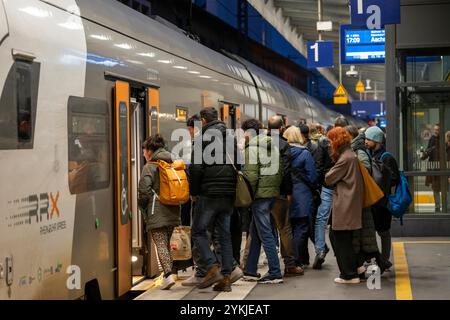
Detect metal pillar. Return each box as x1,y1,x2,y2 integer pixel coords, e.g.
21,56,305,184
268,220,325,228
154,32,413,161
318,0,323,41
237,0,249,57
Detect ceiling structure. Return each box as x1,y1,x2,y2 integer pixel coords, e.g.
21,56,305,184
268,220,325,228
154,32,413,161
248,0,386,101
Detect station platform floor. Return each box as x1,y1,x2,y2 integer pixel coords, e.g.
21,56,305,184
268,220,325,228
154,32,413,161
133,237,450,300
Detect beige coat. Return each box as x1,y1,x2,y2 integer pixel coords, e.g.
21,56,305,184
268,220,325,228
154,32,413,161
325,147,363,231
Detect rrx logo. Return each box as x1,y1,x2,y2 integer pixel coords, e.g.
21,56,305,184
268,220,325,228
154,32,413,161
24,191,61,224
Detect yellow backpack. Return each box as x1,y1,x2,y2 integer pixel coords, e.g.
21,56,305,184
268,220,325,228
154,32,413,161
151,159,190,206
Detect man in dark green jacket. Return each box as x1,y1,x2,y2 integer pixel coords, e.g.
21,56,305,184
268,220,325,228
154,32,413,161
241,119,283,284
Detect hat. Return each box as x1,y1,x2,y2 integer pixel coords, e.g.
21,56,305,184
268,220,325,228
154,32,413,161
365,126,385,143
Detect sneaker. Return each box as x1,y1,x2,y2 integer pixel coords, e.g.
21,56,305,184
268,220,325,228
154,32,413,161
160,274,176,290
242,272,261,281
257,274,283,284
312,253,325,270
213,276,232,292
181,274,204,287
334,277,360,284
284,266,304,277
197,265,223,289
384,260,393,270
230,267,244,284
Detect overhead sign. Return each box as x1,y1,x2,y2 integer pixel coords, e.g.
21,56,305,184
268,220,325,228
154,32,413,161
356,80,365,92
350,0,401,29
307,41,334,69
340,25,385,65
351,100,385,118
334,84,348,105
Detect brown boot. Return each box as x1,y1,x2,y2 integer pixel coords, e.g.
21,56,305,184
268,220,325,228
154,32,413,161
198,265,223,289
284,266,305,277
213,276,231,292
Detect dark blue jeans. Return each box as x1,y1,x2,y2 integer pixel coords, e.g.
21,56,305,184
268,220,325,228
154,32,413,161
245,198,281,278
192,196,234,276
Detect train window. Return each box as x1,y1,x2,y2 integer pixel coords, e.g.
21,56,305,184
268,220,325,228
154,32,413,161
68,96,110,194
0,61,40,150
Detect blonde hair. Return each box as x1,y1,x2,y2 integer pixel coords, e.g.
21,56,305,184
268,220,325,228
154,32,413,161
283,126,304,144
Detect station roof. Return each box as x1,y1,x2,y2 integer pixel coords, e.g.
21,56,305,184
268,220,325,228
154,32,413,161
248,0,385,101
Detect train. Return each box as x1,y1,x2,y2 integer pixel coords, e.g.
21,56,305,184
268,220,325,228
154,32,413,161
0,0,365,299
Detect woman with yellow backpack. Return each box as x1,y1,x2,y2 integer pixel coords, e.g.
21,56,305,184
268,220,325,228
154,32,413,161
138,134,189,290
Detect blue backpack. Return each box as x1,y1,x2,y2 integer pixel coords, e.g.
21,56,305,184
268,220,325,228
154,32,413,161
380,152,412,224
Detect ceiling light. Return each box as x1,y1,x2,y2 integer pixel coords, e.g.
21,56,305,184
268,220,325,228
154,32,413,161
138,52,155,58
90,34,110,41
173,65,187,69
114,43,132,50
19,6,52,18
58,21,83,30
157,59,173,64
199,75,211,79
126,60,144,65
188,71,200,74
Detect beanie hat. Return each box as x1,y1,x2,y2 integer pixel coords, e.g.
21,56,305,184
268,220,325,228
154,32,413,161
365,126,385,143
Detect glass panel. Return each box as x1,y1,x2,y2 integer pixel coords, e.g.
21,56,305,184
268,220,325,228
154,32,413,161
406,55,450,82
404,90,450,213
408,175,450,214
68,96,110,194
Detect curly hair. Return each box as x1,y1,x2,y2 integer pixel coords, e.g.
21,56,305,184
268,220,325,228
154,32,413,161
327,127,352,161
142,134,166,152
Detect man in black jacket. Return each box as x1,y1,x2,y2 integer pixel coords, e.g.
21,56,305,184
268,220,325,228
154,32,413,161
268,116,304,276
189,107,238,292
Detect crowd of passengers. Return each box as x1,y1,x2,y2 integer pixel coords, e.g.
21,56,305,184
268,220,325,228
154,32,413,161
137,106,400,291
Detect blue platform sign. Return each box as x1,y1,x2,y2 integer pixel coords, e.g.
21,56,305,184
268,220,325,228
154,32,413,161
350,0,400,29
307,41,334,69
351,100,385,119
340,25,385,65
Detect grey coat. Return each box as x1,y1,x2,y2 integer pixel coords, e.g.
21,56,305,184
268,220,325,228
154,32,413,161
138,148,180,231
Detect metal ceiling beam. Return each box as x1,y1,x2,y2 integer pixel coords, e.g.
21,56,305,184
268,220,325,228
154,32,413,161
247,0,347,98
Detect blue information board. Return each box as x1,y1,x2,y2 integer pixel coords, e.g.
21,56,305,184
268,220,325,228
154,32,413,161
350,0,400,28
307,41,334,69
340,25,385,65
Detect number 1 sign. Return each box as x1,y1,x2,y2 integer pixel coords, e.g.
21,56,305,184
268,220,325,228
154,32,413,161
307,41,334,69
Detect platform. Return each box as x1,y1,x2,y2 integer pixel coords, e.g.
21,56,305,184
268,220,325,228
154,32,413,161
134,237,450,301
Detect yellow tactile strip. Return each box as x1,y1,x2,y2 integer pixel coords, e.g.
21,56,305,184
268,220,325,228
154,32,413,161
392,241,450,300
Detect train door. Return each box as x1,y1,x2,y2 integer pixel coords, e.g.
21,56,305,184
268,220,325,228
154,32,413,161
220,103,241,130
113,81,132,297
142,87,161,278
129,89,146,285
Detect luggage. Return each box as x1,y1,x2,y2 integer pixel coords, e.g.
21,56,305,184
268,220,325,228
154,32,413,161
150,159,190,206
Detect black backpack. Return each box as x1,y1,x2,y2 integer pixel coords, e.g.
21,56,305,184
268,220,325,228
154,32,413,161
371,155,393,206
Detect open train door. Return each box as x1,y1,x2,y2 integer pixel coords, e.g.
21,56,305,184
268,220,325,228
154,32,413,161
143,87,160,278
114,81,132,297
220,102,241,130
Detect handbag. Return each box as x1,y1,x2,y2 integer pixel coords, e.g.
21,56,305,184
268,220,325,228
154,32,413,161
226,152,254,208
170,225,192,261
357,160,385,208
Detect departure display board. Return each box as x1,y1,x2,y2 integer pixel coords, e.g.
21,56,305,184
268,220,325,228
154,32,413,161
340,25,385,65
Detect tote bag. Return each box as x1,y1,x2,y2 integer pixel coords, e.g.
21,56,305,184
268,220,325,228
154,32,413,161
170,226,192,261
357,160,385,208
226,152,254,208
